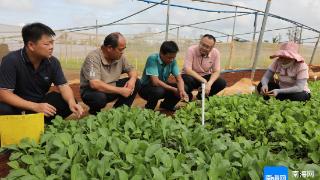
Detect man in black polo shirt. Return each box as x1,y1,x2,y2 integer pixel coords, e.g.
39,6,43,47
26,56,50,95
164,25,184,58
0,23,83,122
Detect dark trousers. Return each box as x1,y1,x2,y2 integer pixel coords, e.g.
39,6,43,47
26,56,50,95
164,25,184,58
0,92,72,123
81,78,141,115
257,82,311,101
138,83,181,110
182,74,227,100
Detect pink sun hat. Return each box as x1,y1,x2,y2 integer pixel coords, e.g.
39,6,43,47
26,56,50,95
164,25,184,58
270,42,305,62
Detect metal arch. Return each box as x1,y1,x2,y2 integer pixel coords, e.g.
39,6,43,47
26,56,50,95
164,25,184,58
192,0,319,33
136,0,253,14
137,0,320,34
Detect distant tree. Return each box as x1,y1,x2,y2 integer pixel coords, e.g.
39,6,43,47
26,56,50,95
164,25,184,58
287,27,301,43
272,34,282,43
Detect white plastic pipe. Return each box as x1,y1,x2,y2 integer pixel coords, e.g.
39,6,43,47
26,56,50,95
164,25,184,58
165,0,170,41
201,82,205,126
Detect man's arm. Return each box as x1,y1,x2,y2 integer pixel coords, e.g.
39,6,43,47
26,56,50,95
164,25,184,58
89,80,132,97
175,75,185,93
175,75,188,99
0,89,38,111
125,70,138,90
184,68,207,83
0,89,56,116
58,84,83,117
150,76,177,93
207,70,220,87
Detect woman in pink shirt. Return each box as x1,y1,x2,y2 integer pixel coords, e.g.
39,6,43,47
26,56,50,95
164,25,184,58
257,42,311,101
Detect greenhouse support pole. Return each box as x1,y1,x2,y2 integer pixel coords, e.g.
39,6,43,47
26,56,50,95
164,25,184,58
309,33,320,65
250,12,258,65
70,36,73,64
165,0,170,41
176,27,180,44
201,83,205,126
65,33,68,64
96,19,98,47
251,0,272,80
227,6,238,69
299,26,303,44
298,26,303,53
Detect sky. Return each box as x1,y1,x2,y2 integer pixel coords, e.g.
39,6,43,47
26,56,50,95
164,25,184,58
0,0,319,43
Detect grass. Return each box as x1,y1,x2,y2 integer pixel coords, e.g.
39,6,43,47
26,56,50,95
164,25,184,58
59,42,320,73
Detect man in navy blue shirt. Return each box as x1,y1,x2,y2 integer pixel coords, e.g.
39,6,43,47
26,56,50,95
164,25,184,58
0,23,83,122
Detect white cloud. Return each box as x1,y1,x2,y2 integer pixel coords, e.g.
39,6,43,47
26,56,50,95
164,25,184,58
0,0,33,10
64,0,124,9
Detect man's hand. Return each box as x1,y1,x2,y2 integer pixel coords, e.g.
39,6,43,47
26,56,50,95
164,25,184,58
261,85,269,95
119,87,133,98
32,103,56,117
173,88,180,97
266,89,279,97
179,90,189,102
205,83,212,96
201,78,208,84
69,102,84,118
124,79,136,94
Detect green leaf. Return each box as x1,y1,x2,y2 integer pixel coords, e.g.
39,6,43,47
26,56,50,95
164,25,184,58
172,159,181,172
171,171,184,178
6,169,30,179
30,165,46,178
57,160,71,176
117,138,127,153
151,167,165,180
59,133,72,146
193,169,207,180
21,155,34,165
109,138,119,154
87,118,94,131
71,164,81,180
40,133,54,144
7,161,20,169
9,152,23,161
131,175,143,180
155,150,171,168
86,159,98,176
52,138,64,148
145,144,161,158
248,169,260,180
117,169,128,180
68,144,78,159
18,141,32,149
96,137,107,150
231,161,242,167
242,154,253,168
126,154,134,164
18,174,39,180
308,152,320,163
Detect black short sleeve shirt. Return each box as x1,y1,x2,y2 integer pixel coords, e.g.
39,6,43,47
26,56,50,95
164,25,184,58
0,48,67,102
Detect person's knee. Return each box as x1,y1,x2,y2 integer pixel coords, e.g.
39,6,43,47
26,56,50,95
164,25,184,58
82,91,107,109
257,82,263,93
218,78,227,89
140,86,165,100
182,74,195,85
134,79,142,91
152,87,166,99
214,78,227,91
184,85,191,94
0,103,20,115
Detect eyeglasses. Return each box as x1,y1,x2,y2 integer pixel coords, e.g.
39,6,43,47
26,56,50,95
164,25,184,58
199,42,213,50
